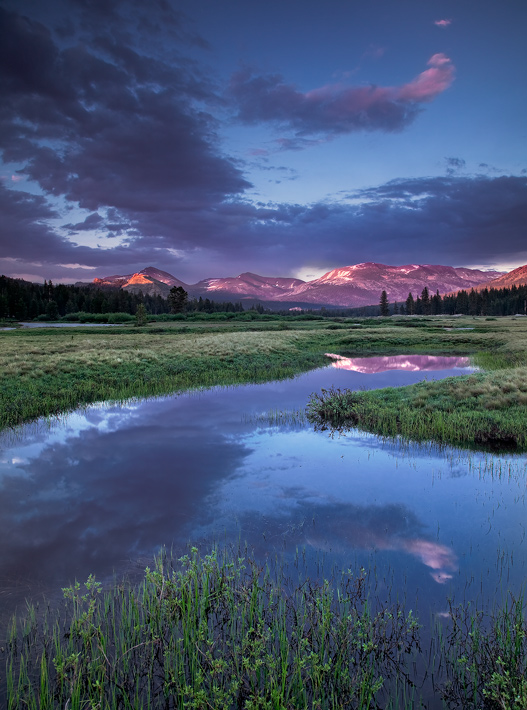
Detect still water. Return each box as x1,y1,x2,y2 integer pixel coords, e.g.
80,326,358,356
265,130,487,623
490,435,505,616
0,355,525,639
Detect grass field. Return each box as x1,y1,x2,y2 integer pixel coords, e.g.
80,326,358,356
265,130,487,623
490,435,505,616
2,315,527,450
306,317,527,451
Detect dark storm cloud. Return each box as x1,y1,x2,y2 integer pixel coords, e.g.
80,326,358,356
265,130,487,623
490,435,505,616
65,0,209,48
0,183,182,272
111,174,526,276
0,4,250,271
229,54,455,140
0,2,523,282
198,174,527,272
0,7,248,201
0,182,63,260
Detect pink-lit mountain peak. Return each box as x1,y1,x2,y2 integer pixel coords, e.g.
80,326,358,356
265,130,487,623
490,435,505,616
473,264,527,291
195,272,305,297
90,262,511,308
139,267,189,288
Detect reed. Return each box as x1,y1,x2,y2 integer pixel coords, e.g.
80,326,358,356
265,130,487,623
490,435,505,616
439,593,527,709
4,546,421,709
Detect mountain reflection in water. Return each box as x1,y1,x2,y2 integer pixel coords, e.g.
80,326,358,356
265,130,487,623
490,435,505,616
325,353,472,373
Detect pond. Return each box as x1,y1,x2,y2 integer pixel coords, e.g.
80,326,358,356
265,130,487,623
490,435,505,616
0,354,525,703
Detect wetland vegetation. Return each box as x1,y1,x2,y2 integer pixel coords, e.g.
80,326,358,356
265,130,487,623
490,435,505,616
4,547,422,709
1,316,526,708
4,548,526,709
2,314,527,450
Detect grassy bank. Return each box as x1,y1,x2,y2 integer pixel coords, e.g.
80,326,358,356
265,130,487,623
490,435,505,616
4,547,525,710
307,366,527,451
0,325,332,430
2,316,527,449
305,317,527,452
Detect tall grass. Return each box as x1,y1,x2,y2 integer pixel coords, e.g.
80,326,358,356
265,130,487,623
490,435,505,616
0,328,333,430
438,593,527,709
5,548,525,709
4,547,421,710
307,370,527,451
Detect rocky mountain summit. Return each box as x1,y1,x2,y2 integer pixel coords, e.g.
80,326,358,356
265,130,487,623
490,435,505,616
86,262,512,308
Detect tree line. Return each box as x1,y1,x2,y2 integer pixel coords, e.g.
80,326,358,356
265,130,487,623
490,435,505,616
1,274,526,321
380,285,527,316
0,276,246,320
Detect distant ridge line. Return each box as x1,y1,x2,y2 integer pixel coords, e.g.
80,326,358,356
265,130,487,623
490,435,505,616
78,262,518,308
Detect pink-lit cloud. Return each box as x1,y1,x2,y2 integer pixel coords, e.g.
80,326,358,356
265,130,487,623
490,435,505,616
308,526,458,584
435,19,452,28
230,55,455,139
396,54,455,101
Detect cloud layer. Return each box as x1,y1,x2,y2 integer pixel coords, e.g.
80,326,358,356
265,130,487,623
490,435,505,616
0,2,524,283
3,170,526,282
229,54,455,138
0,3,250,274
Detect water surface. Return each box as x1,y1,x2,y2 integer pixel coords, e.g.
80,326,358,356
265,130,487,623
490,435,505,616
0,355,524,637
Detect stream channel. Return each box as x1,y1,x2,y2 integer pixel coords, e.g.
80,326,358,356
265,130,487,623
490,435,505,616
1,354,526,704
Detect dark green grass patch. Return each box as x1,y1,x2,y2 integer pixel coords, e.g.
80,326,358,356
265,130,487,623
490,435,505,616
307,368,527,452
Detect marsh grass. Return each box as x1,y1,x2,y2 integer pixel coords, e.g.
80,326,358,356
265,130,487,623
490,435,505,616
307,370,527,452
0,327,332,431
438,594,527,709
4,546,422,710
2,316,527,449
305,317,527,451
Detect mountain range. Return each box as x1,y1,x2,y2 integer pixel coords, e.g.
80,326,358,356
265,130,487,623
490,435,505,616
82,262,527,309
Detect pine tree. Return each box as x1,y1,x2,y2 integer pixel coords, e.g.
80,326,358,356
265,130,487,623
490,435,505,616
421,287,431,315
46,299,59,320
135,303,148,326
405,292,415,315
431,290,442,315
167,286,188,314
379,290,389,316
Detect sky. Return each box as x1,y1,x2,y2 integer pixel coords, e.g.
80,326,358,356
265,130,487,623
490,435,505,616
1,0,526,285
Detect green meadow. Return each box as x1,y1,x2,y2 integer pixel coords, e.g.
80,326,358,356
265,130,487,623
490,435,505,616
2,314,527,450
